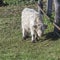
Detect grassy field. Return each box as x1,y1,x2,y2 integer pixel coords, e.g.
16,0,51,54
0,1,60,60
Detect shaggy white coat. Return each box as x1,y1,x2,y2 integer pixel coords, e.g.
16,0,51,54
21,8,46,42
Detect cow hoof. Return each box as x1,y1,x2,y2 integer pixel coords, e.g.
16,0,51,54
36,39,39,41
22,37,27,40
36,38,39,41
31,40,36,43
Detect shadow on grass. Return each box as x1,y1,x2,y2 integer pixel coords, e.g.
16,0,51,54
0,2,8,7
44,32,59,41
21,32,59,43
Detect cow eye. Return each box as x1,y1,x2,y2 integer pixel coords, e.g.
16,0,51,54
33,25,37,28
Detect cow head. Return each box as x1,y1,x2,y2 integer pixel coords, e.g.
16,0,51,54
36,24,47,37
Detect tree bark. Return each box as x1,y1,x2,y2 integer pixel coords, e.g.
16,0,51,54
54,0,60,34
47,0,53,17
0,0,3,4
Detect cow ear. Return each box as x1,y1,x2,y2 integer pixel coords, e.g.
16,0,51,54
41,24,47,30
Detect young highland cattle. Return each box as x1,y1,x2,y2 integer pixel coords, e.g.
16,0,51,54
21,8,47,42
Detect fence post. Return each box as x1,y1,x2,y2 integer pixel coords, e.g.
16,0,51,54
54,0,60,35
47,0,53,17
0,0,3,6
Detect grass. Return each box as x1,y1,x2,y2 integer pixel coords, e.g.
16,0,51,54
0,2,60,60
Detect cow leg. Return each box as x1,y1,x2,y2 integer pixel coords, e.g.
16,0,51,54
22,28,27,40
30,28,36,43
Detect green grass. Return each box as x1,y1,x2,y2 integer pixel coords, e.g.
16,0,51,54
4,0,37,6
0,3,60,60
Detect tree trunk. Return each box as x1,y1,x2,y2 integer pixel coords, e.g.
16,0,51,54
47,0,53,17
54,0,60,34
0,0,3,4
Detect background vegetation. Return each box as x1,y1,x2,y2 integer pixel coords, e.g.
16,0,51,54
0,0,60,60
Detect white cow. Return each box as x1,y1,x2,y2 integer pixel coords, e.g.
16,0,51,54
21,8,47,42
